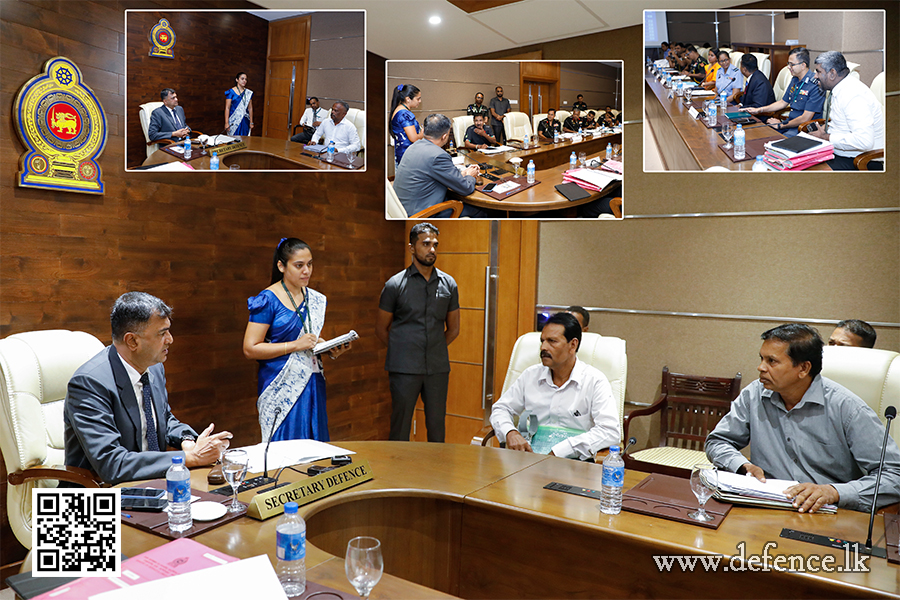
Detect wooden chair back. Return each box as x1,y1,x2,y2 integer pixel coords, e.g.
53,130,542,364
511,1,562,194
658,367,742,451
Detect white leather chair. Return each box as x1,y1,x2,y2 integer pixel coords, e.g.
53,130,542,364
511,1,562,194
869,71,885,109
452,115,473,149
699,47,710,61
555,110,571,127
729,51,744,71
749,52,770,79
772,65,792,105
502,111,533,142
0,330,105,555
343,108,366,150
822,346,900,446
385,179,464,219
139,101,164,158
473,331,628,448
532,113,547,135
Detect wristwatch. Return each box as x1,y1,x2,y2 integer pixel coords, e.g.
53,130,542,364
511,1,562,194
181,433,197,444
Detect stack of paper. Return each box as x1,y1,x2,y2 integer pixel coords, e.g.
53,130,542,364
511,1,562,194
763,132,833,171
601,160,623,175
702,470,837,513
562,168,621,194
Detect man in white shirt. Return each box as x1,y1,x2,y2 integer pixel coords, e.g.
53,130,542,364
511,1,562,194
290,96,326,144
308,101,361,154
808,51,884,171
490,312,619,460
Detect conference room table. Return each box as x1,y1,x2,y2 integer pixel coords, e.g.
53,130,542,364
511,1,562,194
644,68,831,171
141,136,365,171
449,132,622,215
120,442,899,599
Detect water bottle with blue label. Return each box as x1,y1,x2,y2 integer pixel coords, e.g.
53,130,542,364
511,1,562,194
276,502,306,597
569,152,577,170
734,124,745,160
326,140,335,162
752,155,767,171
553,129,559,144
209,151,219,171
606,143,612,161
707,100,718,127
720,91,727,110
600,446,624,515
677,79,683,97
526,160,535,184
166,456,192,533
523,134,529,149
183,137,191,159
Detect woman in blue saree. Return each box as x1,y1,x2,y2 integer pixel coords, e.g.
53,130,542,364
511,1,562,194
224,72,254,136
243,238,350,442
389,84,422,165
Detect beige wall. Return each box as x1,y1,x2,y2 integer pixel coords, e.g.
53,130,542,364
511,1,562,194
387,61,520,122
307,11,365,109
538,212,900,448
559,63,621,111
800,10,885,86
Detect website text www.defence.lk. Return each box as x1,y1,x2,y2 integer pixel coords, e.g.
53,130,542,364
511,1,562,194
653,541,871,574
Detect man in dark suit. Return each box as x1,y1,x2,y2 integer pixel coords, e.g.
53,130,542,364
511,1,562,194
148,88,190,141
738,54,775,109
392,113,485,218
64,292,231,484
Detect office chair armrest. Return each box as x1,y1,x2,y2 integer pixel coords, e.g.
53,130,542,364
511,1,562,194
148,137,175,147
797,119,825,133
472,425,496,446
854,149,884,170
9,465,104,488
609,197,623,219
412,200,464,219
622,392,668,448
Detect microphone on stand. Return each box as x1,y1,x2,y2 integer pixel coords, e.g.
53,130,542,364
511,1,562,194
227,408,281,494
866,406,897,551
263,407,281,480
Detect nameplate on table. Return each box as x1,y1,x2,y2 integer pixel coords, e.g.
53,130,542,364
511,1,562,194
209,140,246,156
688,106,700,120
246,460,373,520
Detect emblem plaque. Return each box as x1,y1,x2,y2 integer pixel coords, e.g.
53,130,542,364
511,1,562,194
149,18,176,58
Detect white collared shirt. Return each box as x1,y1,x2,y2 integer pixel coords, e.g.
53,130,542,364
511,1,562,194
300,106,324,128
310,118,361,153
120,358,157,452
827,75,885,158
490,359,619,459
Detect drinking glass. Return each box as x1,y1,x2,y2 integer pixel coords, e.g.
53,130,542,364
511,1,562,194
222,449,248,513
689,463,717,522
345,536,383,600
612,144,621,158
578,152,587,167
346,150,356,168
722,122,735,150
685,86,693,105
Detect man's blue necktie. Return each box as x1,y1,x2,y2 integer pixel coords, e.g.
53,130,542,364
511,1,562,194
140,372,160,451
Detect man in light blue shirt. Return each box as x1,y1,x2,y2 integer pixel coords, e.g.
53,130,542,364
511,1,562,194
715,51,743,104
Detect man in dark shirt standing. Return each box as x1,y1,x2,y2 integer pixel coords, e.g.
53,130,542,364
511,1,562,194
463,113,497,150
537,108,562,141
563,108,585,133
489,86,510,144
376,223,460,442
467,92,489,118
572,94,588,112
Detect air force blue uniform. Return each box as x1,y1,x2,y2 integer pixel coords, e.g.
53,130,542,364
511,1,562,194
778,72,826,137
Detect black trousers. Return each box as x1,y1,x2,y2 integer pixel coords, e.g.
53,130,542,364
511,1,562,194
827,155,884,171
290,129,314,144
388,372,449,442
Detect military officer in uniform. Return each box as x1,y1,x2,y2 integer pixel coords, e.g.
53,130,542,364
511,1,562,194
745,48,825,138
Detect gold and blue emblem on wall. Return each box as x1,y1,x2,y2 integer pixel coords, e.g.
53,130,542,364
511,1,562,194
150,18,176,58
13,56,107,195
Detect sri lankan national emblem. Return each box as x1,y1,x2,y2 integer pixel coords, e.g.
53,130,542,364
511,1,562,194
13,57,107,194
149,18,176,58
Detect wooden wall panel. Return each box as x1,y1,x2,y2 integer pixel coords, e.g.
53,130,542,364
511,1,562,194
1,0,399,570
125,10,269,168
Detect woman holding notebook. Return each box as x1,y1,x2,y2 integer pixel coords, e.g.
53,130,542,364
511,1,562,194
243,238,351,442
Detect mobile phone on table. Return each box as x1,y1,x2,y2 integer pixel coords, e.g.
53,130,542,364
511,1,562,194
121,496,167,512
483,183,497,192
121,487,165,499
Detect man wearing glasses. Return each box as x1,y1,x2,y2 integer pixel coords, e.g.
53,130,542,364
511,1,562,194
745,48,825,137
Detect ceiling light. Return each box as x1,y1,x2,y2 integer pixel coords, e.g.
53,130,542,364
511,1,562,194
429,15,442,25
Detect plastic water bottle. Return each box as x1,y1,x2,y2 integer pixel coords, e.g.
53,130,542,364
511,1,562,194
676,79,683,97
720,91,727,110
600,445,625,515
183,137,191,159
666,74,672,88
569,152,577,171
209,151,219,171
752,155,766,171
606,143,612,161
526,159,535,184
448,138,455,153
326,140,335,163
553,130,559,144
707,100,717,127
166,456,192,533
276,502,306,597
523,134,529,149
734,124,745,160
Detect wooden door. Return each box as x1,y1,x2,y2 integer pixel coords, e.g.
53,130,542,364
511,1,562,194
404,221,539,444
524,81,554,116
262,16,310,139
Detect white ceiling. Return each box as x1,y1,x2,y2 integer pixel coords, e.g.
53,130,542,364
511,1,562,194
252,0,747,59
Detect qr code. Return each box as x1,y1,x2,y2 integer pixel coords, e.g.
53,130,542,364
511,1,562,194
32,489,121,577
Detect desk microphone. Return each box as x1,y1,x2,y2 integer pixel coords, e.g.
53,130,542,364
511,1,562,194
623,437,637,455
866,406,896,551
236,407,281,493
